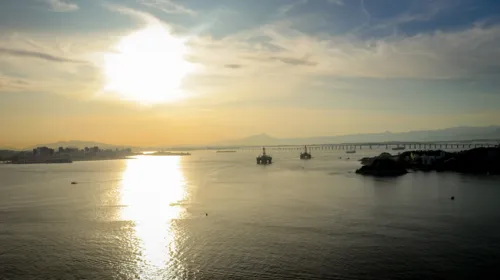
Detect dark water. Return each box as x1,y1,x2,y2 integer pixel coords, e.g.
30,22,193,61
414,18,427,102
1,150,499,280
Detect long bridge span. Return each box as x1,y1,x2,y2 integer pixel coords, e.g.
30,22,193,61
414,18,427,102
229,141,499,151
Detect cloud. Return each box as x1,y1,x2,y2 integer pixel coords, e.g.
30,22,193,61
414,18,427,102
224,64,243,69
3,2,499,107
0,74,33,92
270,56,317,66
138,0,196,15
190,18,500,80
3,1,500,146
0,47,85,63
277,0,343,20
41,0,79,12
278,0,308,16
360,0,371,22
0,30,108,98
368,0,449,32
327,0,344,6
240,53,317,66
104,4,162,25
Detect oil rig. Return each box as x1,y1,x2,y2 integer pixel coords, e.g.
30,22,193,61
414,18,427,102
256,147,272,165
300,145,312,159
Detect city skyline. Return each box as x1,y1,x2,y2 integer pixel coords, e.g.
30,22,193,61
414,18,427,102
1,0,500,147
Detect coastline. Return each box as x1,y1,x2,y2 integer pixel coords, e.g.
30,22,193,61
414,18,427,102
4,156,135,164
356,147,500,176
72,156,134,162
3,153,194,164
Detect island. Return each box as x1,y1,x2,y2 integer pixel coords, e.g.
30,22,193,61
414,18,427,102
356,154,408,177
356,146,500,176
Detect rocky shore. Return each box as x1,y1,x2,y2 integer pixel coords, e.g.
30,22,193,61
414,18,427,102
356,146,500,176
356,157,408,176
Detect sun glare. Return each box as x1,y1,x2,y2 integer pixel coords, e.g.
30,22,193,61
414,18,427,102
120,156,187,275
103,25,194,104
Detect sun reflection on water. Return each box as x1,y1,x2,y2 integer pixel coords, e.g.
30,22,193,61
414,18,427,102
120,156,187,277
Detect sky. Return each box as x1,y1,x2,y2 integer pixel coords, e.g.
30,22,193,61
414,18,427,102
0,0,500,148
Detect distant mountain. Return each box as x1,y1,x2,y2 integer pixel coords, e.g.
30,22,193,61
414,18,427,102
13,126,500,151
25,140,136,150
216,126,500,146
217,133,278,146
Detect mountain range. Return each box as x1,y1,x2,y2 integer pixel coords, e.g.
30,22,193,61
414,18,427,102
215,126,500,146
8,125,500,151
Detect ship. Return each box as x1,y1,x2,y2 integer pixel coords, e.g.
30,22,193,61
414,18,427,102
216,150,237,153
300,145,312,159
256,147,272,165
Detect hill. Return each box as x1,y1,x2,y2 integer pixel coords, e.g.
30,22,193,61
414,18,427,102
9,126,500,151
215,133,280,146
216,126,500,146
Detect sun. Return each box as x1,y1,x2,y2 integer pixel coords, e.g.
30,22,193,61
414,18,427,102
103,24,194,104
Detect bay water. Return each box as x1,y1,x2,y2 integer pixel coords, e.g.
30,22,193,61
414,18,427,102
1,149,499,279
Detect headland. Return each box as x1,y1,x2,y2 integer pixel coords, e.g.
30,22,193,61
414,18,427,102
356,146,500,176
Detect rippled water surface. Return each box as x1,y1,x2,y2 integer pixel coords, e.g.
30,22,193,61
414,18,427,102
1,149,500,279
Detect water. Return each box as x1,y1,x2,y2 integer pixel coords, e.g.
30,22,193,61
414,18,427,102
1,149,499,280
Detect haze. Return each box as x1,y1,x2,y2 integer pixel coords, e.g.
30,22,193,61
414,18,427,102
1,0,500,149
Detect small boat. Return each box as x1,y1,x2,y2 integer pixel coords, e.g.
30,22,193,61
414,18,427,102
71,181,78,185
346,150,356,154
256,147,272,165
300,145,312,160
392,146,405,151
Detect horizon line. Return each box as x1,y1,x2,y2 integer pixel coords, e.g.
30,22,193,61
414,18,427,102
2,124,499,150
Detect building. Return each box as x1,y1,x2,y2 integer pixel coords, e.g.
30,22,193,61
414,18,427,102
33,147,54,156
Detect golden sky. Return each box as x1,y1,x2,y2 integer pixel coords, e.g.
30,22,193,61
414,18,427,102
1,0,500,148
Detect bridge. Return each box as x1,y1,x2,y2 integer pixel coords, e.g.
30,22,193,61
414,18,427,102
233,141,499,151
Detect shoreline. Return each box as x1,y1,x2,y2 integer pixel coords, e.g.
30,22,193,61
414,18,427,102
4,156,134,164
3,153,195,164
356,147,500,176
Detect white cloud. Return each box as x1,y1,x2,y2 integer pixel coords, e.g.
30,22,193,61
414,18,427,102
104,4,162,26
369,0,448,32
188,20,500,80
327,0,344,6
0,74,32,92
0,31,106,96
41,0,79,12
279,0,344,16
138,0,196,15
277,0,308,16
2,6,499,105
0,47,84,63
